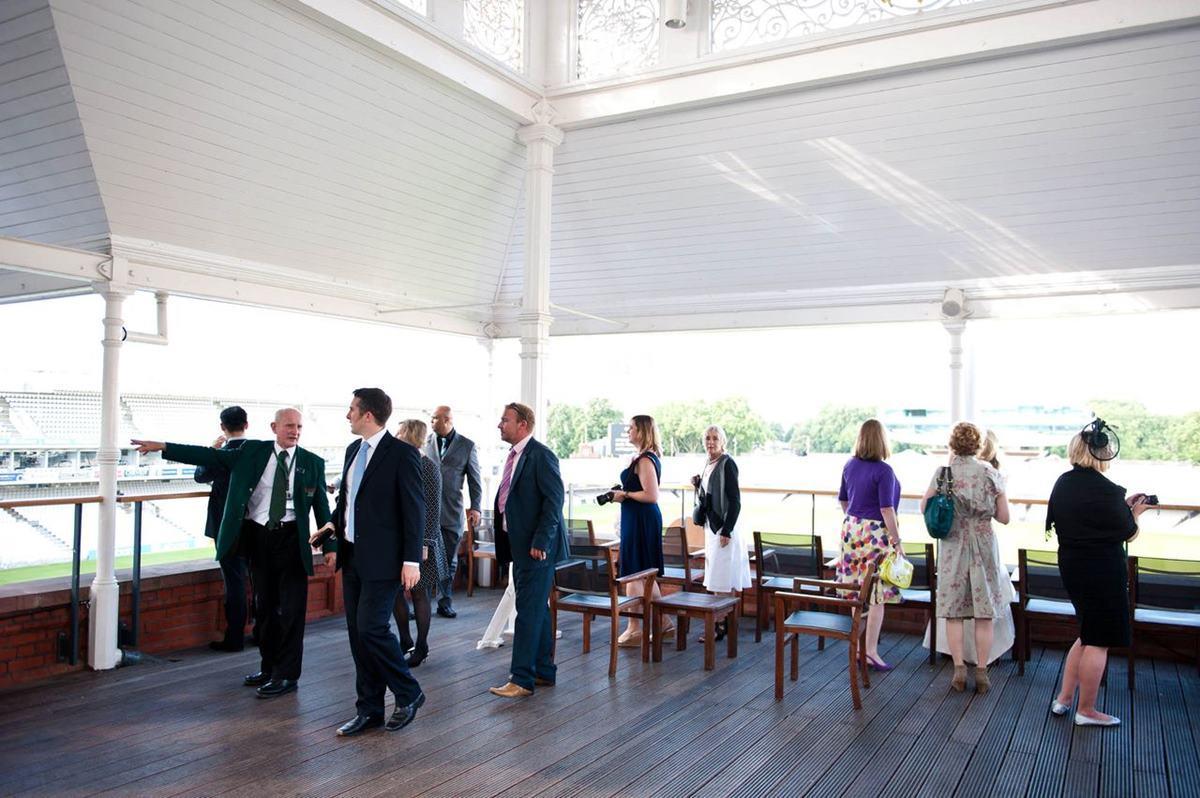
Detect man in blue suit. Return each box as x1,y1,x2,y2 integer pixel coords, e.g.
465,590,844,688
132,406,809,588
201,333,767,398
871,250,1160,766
489,402,570,698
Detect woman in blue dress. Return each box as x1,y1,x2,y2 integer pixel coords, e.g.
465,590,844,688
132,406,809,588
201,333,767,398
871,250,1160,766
611,415,672,646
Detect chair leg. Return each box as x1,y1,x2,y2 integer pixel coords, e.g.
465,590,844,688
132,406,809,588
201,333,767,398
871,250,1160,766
608,613,617,678
467,554,474,597
1128,638,1135,691
861,631,871,689
790,634,798,681
849,638,862,710
582,613,591,653
727,610,738,660
929,611,937,666
652,607,663,663
818,635,825,651
704,614,716,670
756,587,764,643
775,627,785,701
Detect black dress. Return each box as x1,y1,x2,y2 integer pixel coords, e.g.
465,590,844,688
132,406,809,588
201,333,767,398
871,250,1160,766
618,452,663,577
1046,466,1137,648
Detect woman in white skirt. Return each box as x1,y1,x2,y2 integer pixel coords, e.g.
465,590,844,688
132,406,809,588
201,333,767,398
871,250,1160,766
692,425,752,641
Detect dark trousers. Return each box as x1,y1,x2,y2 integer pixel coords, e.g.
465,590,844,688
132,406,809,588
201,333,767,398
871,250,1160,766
217,550,249,647
244,520,308,680
436,523,464,608
341,540,422,717
510,560,556,690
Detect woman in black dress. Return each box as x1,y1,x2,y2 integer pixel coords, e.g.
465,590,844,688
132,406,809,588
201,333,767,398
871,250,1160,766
391,419,445,667
612,415,672,645
1046,424,1151,727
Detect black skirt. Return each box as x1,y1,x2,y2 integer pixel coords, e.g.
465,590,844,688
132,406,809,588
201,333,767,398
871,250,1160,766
1058,545,1131,648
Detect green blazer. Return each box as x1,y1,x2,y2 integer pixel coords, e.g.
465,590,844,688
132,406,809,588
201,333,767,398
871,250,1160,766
163,441,334,575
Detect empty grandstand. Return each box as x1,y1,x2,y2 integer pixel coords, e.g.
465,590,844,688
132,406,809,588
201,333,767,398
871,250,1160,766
0,390,425,569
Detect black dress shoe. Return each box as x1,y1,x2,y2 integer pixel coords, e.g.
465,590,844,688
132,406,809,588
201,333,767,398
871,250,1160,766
405,648,428,668
336,714,384,737
209,640,244,653
243,671,270,687
256,679,298,698
436,605,457,619
386,692,425,731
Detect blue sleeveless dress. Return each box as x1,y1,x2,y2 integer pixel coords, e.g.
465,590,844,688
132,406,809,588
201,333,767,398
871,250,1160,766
619,452,663,577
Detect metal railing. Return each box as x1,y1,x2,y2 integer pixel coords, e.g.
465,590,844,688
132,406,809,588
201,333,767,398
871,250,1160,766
0,490,210,665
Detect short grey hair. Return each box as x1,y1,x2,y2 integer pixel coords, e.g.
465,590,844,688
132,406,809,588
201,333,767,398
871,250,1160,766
705,424,727,450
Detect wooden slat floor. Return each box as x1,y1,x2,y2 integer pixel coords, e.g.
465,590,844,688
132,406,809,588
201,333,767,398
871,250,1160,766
1,593,1198,797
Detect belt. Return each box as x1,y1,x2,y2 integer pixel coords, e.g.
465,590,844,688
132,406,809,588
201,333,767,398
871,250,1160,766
244,519,297,531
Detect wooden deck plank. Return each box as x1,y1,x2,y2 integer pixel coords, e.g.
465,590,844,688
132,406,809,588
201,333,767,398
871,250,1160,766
0,594,1198,798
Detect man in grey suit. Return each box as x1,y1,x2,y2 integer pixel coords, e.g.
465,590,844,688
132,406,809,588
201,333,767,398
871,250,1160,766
425,406,482,618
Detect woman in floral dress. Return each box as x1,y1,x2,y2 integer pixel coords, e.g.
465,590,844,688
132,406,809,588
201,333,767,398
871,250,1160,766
837,419,903,671
921,422,1012,694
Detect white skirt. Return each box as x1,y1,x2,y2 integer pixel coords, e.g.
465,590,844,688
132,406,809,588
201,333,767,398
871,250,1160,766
703,521,753,593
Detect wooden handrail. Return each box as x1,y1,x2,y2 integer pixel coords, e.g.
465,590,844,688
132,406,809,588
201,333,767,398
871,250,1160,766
0,492,211,510
0,496,103,509
117,491,210,503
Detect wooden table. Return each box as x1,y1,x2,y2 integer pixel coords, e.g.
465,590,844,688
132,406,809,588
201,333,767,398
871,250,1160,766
651,592,740,670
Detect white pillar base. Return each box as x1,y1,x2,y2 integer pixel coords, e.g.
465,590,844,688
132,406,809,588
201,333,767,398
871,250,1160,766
87,578,122,669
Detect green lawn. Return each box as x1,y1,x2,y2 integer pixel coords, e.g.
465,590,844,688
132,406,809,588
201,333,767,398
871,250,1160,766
0,547,214,586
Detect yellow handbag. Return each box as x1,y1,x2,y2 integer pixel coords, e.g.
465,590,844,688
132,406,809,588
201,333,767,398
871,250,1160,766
880,550,913,589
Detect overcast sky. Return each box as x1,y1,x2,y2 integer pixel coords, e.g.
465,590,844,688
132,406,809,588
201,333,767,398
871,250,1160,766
4,294,1197,435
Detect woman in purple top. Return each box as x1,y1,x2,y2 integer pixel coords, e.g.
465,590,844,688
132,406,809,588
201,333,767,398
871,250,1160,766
837,419,903,671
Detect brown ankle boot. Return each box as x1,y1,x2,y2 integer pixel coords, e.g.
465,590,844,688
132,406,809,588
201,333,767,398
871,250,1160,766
975,666,990,694
951,665,967,692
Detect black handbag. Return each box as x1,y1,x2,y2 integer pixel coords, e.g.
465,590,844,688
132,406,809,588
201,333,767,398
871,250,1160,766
692,489,707,527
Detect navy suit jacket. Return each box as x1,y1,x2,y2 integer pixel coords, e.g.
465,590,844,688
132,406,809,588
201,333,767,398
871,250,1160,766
332,431,425,581
494,437,569,569
194,437,247,541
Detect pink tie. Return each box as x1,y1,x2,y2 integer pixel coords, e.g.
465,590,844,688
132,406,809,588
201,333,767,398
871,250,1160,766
496,447,518,514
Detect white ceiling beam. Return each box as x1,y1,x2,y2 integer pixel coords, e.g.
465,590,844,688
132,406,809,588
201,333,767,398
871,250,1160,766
549,0,1200,128
284,0,540,123
0,270,92,304
0,235,110,282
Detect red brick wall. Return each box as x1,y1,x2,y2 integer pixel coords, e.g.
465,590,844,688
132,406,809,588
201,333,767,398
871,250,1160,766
0,561,342,691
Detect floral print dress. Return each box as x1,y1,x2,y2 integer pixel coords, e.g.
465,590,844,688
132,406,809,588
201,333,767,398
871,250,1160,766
933,455,1013,619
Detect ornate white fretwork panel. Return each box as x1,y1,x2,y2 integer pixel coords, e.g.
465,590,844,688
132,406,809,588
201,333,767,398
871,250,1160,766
711,0,990,53
576,0,660,81
464,0,526,72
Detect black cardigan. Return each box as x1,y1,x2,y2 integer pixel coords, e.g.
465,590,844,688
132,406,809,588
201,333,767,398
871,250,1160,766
702,456,741,537
1045,465,1137,550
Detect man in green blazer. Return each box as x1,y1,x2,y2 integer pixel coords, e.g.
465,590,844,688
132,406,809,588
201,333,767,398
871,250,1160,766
132,408,336,698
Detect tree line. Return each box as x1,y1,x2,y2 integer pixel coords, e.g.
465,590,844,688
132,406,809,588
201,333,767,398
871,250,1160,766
545,397,1200,463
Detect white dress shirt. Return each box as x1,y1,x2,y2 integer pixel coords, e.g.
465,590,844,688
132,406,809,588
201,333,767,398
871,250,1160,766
345,427,387,544
246,442,298,526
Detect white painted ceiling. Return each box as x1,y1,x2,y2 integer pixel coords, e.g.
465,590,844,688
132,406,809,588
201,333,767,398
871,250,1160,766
1,1,1199,335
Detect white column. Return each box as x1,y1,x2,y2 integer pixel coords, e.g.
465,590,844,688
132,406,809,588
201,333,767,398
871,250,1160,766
516,101,563,429
943,319,967,425
90,281,131,670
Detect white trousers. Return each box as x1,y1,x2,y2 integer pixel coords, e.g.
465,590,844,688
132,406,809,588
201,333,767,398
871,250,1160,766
477,564,517,649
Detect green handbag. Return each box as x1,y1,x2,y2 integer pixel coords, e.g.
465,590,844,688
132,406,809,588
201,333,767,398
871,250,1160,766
923,466,955,540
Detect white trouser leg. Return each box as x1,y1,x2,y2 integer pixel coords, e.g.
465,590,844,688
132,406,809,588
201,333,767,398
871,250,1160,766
477,564,517,649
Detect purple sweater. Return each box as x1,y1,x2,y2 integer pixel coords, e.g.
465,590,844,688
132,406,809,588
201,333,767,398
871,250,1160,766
838,457,901,521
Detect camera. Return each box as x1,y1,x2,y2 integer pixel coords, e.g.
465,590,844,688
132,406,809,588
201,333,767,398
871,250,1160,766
1145,494,1160,506
595,484,622,506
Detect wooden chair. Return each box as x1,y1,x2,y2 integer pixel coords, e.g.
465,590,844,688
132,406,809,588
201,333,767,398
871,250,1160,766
1016,548,1075,676
466,520,499,597
660,525,705,592
1128,555,1200,688
774,562,878,709
551,542,657,676
566,517,596,544
753,531,825,643
897,542,937,665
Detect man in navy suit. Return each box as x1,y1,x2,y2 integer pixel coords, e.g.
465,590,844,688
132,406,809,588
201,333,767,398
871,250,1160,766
489,402,570,698
324,388,427,736
195,405,251,652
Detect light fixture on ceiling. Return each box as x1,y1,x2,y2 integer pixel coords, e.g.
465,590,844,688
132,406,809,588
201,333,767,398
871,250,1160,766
941,287,968,319
663,0,687,29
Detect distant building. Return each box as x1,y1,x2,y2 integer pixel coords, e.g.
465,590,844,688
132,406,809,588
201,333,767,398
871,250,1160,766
881,405,1091,451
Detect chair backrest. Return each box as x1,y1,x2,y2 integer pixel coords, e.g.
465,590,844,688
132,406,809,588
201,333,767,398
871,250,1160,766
567,517,596,545
1131,556,1200,612
901,542,936,590
662,525,691,571
1019,548,1069,603
554,543,616,596
754,531,824,580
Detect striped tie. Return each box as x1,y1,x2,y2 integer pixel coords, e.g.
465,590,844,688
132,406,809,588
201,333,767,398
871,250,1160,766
496,447,518,514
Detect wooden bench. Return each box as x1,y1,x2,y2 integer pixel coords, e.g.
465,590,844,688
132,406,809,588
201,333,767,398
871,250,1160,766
651,592,740,670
